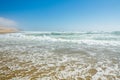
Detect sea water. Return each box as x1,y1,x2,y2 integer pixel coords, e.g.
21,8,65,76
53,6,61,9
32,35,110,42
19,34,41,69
0,31,120,80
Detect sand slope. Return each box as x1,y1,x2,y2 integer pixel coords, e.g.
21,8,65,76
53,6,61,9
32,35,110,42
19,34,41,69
0,26,18,34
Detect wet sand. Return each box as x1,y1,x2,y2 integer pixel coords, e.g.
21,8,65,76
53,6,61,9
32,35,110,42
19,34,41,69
0,56,97,80
0,51,119,80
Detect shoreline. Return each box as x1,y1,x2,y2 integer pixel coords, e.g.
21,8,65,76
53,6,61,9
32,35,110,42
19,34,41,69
0,31,120,80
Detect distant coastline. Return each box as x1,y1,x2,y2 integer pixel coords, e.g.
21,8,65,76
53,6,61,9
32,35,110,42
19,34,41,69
0,26,18,34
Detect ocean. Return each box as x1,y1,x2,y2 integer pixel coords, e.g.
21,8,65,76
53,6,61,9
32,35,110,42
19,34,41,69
0,31,120,80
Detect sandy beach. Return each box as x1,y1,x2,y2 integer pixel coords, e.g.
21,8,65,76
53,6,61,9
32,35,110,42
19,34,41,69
0,26,18,34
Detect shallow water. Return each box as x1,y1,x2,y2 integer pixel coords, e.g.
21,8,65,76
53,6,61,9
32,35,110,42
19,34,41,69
0,31,120,80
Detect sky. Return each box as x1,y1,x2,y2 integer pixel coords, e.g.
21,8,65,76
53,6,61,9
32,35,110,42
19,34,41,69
0,0,120,31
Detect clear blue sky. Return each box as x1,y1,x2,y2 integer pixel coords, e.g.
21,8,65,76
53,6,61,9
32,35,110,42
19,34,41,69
0,0,120,31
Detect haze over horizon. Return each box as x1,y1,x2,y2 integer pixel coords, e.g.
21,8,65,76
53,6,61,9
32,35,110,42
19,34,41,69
0,0,120,31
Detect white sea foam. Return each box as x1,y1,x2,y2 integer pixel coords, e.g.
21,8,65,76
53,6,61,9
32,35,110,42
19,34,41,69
0,31,120,80
0,32,120,46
